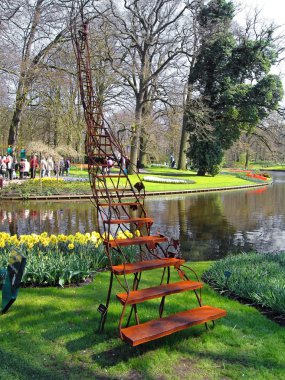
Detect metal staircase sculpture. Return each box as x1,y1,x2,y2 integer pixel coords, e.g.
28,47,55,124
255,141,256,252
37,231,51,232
71,16,226,346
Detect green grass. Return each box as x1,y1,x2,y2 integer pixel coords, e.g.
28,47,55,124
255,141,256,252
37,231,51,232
142,167,266,192
260,166,285,171
203,252,285,315
0,167,268,198
1,262,285,379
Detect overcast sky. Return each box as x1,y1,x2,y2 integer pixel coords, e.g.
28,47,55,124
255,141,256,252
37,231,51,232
237,0,285,25
236,0,285,83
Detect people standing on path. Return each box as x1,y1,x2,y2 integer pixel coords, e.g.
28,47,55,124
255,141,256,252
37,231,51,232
106,157,114,174
40,156,47,177
13,158,19,179
0,156,6,178
137,159,141,173
59,158,65,176
24,159,30,178
54,161,59,176
46,157,54,177
6,154,13,180
170,154,175,168
64,158,71,176
30,155,39,179
19,159,25,179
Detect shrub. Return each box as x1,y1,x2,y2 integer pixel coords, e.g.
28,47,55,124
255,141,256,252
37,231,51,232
203,252,285,315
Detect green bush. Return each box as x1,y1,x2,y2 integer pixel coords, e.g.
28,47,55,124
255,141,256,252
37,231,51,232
203,252,285,315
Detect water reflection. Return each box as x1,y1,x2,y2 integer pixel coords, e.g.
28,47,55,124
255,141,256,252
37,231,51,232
1,172,284,261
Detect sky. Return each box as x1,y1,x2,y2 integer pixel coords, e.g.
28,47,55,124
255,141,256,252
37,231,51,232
237,0,285,25
236,0,285,83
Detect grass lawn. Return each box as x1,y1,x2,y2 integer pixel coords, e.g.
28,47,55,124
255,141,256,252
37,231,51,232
260,166,285,171
0,167,268,198
141,167,267,192
1,262,285,380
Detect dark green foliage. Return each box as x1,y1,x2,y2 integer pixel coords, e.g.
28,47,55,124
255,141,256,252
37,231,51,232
203,252,285,315
0,244,107,287
188,139,223,176
186,0,283,176
198,0,235,29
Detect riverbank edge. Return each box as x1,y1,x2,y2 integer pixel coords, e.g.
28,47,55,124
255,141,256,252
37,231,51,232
0,181,270,201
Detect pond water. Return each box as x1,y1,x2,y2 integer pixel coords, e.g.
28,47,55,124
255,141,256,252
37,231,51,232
1,171,285,261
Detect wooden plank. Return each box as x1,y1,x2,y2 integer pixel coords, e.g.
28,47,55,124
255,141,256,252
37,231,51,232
104,235,168,248
116,280,203,305
121,306,227,346
112,258,185,275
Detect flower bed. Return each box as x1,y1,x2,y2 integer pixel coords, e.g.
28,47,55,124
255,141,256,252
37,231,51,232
0,231,138,287
227,169,270,181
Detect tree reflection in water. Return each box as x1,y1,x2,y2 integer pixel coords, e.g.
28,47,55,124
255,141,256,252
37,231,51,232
1,172,285,260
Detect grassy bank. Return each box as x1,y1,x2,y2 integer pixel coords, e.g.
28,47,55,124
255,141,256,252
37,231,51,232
0,167,268,198
1,262,285,379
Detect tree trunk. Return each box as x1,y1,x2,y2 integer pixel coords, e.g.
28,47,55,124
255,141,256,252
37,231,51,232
129,126,140,174
177,125,188,170
245,149,250,169
139,130,148,167
129,99,142,174
8,78,28,147
197,168,206,176
178,82,194,170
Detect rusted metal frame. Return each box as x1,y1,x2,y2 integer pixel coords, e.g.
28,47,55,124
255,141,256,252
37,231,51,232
73,17,163,336
118,255,142,338
159,266,171,318
157,239,169,256
98,270,114,333
119,301,128,339
119,247,131,294
180,264,202,306
176,265,202,307
125,271,142,327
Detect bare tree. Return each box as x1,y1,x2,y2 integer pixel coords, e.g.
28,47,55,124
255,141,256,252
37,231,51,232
94,0,190,172
0,0,97,149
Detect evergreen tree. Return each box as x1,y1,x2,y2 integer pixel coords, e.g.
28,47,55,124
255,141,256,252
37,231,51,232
185,0,283,175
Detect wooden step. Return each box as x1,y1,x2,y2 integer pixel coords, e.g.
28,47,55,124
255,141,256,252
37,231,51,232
112,258,185,275
116,280,203,305
103,217,153,226
121,305,227,346
104,235,168,248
